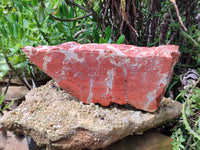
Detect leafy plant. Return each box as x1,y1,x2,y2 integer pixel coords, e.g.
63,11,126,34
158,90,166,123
171,128,186,150
0,93,14,111
171,78,200,150
92,26,125,44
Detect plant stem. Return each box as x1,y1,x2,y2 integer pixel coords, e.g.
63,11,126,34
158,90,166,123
34,14,50,45
4,54,31,90
182,103,200,141
49,13,92,22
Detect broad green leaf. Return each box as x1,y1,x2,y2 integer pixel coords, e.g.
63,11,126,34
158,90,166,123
31,0,38,6
59,1,68,17
23,19,31,27
29,22,37,29
40,28,48,34
0,64,9,72
105,26,111,42
99,38,106,43
117,34,125,44
69,6,74,18
9,36,17,47
45,8,55,14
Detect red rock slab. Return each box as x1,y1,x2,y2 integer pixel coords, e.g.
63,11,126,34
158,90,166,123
22,42,180,112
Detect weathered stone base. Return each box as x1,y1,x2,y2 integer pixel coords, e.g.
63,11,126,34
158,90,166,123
0,80,182,150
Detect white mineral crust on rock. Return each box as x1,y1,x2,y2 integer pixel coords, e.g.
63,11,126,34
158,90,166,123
0,80,182,150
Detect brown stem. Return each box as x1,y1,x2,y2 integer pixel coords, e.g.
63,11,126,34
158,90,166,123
172,1,188,31
159,13,170,45
166,30,178,45
3,71,12,96
49,13,92,22
65,0,90,13
132,0,137,30
125,20,139,37
83,0,103,23
102,0,111,31
4,55,31,90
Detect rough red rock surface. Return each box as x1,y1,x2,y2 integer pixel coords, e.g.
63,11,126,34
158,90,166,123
22,42,180,112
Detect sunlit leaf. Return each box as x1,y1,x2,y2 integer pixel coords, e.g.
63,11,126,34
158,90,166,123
99,38,106,43
105,26,111,42
23,19,31,27
31,0,38,6
14,61,28,69
117,34,125,44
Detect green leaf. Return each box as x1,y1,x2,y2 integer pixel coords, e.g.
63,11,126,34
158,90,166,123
40,28,48,34
7,21,14,35
105,26,111,42
92,30,99,43
0,37,4,49
9,48,20,56
45,8,55,14
117,34,125,44
14,61,28,69
69,6,74,18
38,5,45,22
29,22,37,29
99,38,106,43
107,38,112,43
47,32,64,39
25,35,39,41
0,25,8,38
31,0,38,6
1,99,14,111
13,24,18,37
14,1,23,11
23,19,31,28
59,1,68,17
0,93,5,105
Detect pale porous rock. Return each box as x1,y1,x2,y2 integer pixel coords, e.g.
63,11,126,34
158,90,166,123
0,81,182,150
22,42,180,112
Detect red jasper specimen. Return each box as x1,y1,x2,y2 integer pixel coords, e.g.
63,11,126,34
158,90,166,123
22,42,180,112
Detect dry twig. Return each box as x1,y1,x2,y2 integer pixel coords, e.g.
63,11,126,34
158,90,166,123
170,0,188,31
